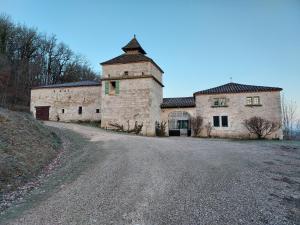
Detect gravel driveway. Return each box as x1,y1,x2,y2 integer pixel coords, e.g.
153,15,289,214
2,122,300,225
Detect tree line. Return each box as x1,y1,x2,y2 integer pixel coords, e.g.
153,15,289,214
0,14,99,109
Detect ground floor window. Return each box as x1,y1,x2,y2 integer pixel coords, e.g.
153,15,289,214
214,116,228,127
213,116,220,127
221,116,228,127
78,106,82,114
96,109,100,113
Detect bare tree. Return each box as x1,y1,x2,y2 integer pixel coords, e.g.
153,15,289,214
191,116,203,137
243,116,280,139
205,122,213,138
0,14,99,109
155,121,167,137
109,121,143,135
281,94,297,139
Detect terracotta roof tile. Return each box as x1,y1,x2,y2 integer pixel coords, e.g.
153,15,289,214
122,37,146,54
32,81,101,89
194,82,282,95
101,53,164,73
161,97,195,108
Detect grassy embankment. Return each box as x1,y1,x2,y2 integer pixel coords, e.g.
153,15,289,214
0,108,61,194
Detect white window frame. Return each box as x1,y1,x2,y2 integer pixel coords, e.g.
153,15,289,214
213,98,226,107
253,96,260,105
246,97,253,105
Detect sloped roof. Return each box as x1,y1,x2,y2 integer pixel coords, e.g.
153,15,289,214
122,36,146,54
32,81,101,89
161,97,195,108
101,53,164,73
101,36,164,73
194,82,282,95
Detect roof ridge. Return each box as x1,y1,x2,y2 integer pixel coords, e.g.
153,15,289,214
194,82,282,95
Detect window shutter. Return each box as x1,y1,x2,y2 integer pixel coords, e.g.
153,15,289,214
105,81,109,95
115,80,120,95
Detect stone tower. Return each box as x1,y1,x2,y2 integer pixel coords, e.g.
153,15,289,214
100,36,164,135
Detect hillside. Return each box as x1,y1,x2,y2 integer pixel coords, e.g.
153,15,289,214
0,108,61,194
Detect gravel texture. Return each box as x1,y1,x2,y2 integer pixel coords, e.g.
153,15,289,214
1,122,299,225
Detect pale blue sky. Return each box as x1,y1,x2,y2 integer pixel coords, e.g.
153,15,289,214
1,0,300,116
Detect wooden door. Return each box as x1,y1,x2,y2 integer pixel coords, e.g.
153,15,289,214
35,106,50,120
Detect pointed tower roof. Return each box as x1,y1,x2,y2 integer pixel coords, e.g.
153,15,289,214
122,35,146,54
101,36,164,73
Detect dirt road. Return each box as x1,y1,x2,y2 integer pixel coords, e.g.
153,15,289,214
2,122,299,225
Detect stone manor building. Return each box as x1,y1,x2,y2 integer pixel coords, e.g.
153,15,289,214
31,37,283,139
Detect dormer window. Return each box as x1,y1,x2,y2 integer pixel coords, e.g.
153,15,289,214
124,71,128,76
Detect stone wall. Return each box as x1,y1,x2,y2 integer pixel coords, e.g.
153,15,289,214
101,77,162,136
195,91,283,139
150,80,163,133
160,107,196,136
30,86,102,122
101,62,163,136
102,62,162,83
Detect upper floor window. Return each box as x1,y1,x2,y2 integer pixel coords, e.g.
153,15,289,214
246,96,261,106
105,80,120,95
213,98,227,107
246,97,252,105
124,71,128,76
253,96,260,105
78,106,82,115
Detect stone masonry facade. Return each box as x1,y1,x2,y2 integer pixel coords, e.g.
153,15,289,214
195,91,282,139
30,37,283,139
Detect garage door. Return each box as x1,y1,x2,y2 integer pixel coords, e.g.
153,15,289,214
35,106,50,120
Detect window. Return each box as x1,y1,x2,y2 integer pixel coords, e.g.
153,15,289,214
246,97,252,105
78,106,82,115
253,96,260,105
213,116,220,127
246,96,261,106
221,116,228,127
124,71,128,76
62,109,65,114
213,98,227,107
105,80,120,95
96,109,100,113
177,120,189,129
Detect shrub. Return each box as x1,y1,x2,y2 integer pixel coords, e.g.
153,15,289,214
0,114,8,123
243,116,280,139
155,121,167,137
